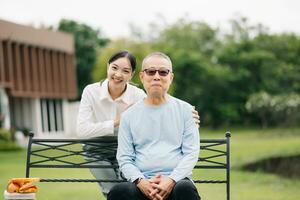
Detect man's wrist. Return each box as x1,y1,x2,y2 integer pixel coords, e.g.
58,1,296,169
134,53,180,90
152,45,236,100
168,175,178,183
134,178,143,185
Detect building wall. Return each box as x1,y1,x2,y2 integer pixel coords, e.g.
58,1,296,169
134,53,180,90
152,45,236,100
0,40,77,99
0,19,78,139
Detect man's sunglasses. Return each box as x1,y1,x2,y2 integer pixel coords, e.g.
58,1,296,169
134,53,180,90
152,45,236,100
143,68,171,77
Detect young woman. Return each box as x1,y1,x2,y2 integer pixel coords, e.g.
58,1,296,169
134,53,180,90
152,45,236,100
76,50,200,197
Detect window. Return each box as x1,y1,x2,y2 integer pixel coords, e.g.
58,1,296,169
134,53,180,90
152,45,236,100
40,99,64,132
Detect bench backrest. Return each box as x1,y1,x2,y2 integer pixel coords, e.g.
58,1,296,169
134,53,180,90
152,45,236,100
26,132,231,200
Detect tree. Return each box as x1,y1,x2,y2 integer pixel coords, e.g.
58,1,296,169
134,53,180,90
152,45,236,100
152,18,237,127
152,16,300,127
58,19,109,99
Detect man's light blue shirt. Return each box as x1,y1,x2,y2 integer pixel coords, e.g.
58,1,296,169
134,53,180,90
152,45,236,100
117,96,200,182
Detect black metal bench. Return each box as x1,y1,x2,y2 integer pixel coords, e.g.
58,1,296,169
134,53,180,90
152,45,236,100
25,132,231,200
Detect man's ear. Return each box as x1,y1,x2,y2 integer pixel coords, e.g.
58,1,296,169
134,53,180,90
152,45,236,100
139,71,144,83
170,72,174,83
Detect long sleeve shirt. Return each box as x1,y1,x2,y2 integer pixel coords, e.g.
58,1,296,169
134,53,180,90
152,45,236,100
76,79,146,138
117,96,200,182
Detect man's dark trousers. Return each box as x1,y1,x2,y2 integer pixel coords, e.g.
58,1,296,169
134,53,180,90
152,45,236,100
107,178,201,200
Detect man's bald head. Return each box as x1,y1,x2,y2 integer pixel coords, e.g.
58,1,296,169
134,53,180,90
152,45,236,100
142,52,172,71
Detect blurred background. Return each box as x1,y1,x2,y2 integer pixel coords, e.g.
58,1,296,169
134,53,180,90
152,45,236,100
0,0,299,199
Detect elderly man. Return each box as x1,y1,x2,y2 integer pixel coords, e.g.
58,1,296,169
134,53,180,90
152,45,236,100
108,52,200,200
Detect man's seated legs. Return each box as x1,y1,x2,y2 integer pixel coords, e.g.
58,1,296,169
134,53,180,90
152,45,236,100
108,178,200,200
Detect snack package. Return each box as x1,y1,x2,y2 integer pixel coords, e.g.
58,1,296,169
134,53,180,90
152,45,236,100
6,178,40,193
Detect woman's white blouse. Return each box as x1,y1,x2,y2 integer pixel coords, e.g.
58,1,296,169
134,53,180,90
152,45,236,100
76,79,146,138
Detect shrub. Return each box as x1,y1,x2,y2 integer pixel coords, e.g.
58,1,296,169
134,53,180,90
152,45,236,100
246,92,300,127
0,129,21,151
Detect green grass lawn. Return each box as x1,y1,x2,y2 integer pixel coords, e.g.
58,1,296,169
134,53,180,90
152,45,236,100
1,127,300,200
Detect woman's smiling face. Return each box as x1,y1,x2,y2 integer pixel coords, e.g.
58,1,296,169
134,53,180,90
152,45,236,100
107,57,133,87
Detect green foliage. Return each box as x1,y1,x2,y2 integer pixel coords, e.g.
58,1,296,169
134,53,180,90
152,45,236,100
148,16,300,127
86,15,300,127
253,33,300,93
246,92,300,127
0,128,11,141
58,19,109,99
0,140,21,151
0,129,21,151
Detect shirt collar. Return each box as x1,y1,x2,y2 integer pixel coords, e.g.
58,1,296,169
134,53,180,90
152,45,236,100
99,79,132,104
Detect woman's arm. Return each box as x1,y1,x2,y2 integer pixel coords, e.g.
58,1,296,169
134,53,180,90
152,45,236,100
76,87,115,138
